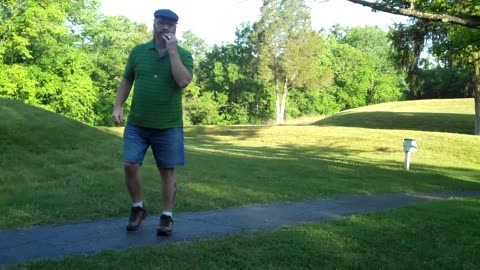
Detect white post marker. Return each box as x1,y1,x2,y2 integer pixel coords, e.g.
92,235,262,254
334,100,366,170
402,138,418,170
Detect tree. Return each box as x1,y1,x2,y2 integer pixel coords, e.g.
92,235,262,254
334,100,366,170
415,68,472,99
0,0,101,124
252,0,324,124
180,30,209,64
81,15,150,125
194,23,271,124
0,0,67,64
0,0,152,125
178,31,228,125
332,25,404,106
340,0,480,135
345,0,480,29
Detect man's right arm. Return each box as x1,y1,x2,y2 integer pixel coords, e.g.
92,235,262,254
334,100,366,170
112,78,133,124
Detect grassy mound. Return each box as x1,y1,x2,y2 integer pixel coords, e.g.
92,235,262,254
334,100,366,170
0,98,125,228
313,98,475,134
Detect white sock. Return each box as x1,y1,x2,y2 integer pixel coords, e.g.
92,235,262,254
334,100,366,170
162,211,173,217
132,201,144,208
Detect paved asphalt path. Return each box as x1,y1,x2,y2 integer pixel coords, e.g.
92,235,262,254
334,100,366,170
1,191,479,266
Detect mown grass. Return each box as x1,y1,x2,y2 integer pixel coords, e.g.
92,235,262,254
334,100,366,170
1,98,479,230
314,98,476,134
13,198,480,270
2,97,480,269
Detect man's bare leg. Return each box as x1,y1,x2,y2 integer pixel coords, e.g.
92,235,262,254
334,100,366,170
160,168,176,211
124,163,143,202
124,163,146,231
157,168,176,236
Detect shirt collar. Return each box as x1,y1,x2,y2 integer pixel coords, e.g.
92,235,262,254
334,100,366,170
148,39,156,49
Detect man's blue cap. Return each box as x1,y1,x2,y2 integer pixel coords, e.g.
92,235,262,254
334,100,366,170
154,9,179,22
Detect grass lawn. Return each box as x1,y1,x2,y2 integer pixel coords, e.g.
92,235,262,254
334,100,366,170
314,98,476,134
1,97,479,269
12,198,480,269
0,98,479,230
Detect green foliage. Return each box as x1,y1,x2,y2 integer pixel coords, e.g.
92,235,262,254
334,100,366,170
252,0,320,123
0,0,415,126
196,25,273,124
322,26,404,110
180,30,209,64
329,43,371,108
387,0,480,100
81,15,151,125
184,91,224,125
0,0,68,64
0,0,150,125
287,89,340,118
411,68,473,99
184,25,402,121
0,64,37,103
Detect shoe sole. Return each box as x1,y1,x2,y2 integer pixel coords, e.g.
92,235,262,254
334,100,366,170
156,229,172,236
126,225,141,231
126,214,147,231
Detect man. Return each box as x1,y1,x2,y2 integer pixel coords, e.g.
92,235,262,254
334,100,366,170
111,9,193,236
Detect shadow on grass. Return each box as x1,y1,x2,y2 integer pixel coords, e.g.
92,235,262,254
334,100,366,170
312,111,475,135
184,125,267,140
173,134,480,212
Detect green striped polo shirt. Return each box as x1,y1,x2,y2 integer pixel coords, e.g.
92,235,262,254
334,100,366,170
123,40,193,129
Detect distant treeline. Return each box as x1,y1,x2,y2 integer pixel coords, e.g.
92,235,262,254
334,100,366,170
0,0,472,126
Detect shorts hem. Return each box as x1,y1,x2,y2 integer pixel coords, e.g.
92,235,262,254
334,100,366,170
123,160,143,165
156,163,184,169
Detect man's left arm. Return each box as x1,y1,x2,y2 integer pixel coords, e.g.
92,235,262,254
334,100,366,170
168,48,193,88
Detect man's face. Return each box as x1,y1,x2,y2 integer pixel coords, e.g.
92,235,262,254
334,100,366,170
153,18,177,39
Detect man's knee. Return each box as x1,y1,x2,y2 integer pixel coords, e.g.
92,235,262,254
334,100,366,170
160,167,174,174
160,168,175,181
124,163,141,174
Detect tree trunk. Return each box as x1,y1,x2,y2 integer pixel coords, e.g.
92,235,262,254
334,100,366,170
279,77,288,125
475,92,480,135
275,76,282,124
473,61,480,135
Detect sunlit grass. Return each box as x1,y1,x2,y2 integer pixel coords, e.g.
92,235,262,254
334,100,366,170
1,98,479,230
346,98,474,114
2,97,480,269
314,98,476,134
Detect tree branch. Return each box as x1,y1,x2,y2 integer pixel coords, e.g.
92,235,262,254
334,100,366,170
345,0,480,29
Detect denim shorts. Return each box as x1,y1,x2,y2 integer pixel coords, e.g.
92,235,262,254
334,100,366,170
123,123,184,168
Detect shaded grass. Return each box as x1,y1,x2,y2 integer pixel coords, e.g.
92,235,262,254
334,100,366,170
1,98,480,230
14,198,480,270
0,99,126,229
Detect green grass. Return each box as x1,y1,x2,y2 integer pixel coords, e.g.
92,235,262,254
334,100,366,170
2,97,480,269
13,198,480,270
0,99,126,229
1,98,479,230
314,98,476,134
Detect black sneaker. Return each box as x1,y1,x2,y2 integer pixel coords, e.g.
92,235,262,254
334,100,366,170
156,214,174,236
126,206,147,231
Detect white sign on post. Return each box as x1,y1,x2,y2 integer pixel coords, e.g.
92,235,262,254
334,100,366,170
403,138,417,170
